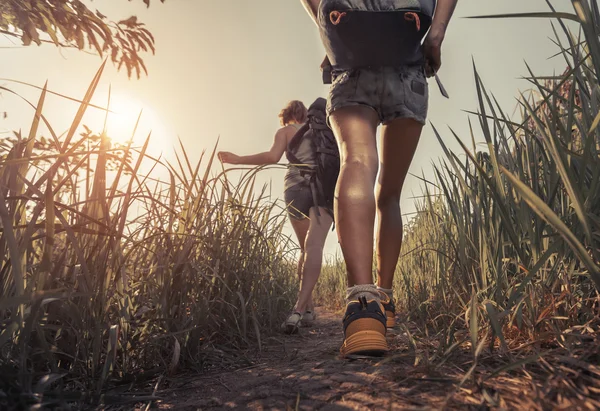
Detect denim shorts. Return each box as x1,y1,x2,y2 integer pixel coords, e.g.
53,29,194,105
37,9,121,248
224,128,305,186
283,184,314,220
326,65,429,125
284,183,334,221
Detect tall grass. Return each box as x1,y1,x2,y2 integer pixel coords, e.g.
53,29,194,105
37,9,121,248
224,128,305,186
313,1,600,376
394,0,600,369
312,255,346,310
0,63,297,408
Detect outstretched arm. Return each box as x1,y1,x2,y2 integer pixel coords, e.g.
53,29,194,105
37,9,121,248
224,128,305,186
424,0,458,77
218,128,289,166
300,0,321,26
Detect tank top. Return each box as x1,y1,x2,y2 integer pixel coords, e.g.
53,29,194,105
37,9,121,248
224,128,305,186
284,123,313,190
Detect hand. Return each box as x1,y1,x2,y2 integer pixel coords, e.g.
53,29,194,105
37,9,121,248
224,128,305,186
423,27,445,78
218,151,240,164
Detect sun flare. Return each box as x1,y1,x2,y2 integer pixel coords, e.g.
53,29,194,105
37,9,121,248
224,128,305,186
94,92,173,156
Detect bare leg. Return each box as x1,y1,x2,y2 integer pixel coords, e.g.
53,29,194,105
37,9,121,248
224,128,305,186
289,217,310,285
376,119,423,289
328,106,380,286
294,207,333,313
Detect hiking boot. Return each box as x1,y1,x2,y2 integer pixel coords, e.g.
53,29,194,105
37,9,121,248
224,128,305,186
281,312,302,334
301,310,317,327
378,292,396,328
340,296,388,357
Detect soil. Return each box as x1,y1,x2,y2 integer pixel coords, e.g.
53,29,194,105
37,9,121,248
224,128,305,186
151,308,599,411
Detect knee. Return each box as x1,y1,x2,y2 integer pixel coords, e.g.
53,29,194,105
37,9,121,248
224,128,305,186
342,153,378,176
376,191,400,209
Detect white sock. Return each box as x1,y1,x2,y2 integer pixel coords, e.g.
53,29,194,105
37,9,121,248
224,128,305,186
346,284,380,302
377,286,393,300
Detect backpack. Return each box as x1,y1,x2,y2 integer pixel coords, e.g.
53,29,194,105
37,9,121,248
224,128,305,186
285,97,340,220
318,0,437,70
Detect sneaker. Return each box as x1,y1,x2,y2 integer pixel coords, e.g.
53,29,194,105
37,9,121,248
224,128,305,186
301,310,317,327
339,296,388,357
281,312,302,334
378,292,396,328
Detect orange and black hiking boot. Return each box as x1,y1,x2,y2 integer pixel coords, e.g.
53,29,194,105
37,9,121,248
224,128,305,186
339,296,388,357
379,293,396,328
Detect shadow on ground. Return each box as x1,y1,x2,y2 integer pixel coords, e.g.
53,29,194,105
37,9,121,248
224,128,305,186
153,309,599,410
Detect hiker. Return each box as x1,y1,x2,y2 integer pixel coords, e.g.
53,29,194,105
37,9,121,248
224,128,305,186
218,98,339,334
300,0,458,356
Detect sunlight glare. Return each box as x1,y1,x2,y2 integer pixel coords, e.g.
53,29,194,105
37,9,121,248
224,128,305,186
96,92,173,157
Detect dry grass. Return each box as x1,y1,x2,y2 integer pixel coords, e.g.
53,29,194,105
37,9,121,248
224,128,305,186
0,63,298,409
317,1,600,407
2,1,600,409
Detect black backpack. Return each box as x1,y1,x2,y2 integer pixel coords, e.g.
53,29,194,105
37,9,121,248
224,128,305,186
318,0,436,71
285,97,340,220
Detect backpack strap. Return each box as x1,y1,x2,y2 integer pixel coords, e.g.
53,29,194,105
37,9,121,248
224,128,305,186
309,172,336,226
287,123,310,154
316,147,339,156
285,123,310,167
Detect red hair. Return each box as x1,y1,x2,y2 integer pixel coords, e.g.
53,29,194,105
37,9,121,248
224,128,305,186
278,100,307,126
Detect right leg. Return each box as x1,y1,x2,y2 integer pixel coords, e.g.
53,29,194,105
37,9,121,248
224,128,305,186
376,119,422,287
294,207,333,314
375,118,423,328
289,217,309,284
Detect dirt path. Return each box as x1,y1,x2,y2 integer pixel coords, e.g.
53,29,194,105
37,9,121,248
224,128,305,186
153,309,476,410
152,308,596,410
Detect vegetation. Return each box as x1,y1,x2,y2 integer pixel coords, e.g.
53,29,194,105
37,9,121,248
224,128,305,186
0,63,297,409
2,0,600,409
396,0,600,343
0,0,165,78
317,1,600,406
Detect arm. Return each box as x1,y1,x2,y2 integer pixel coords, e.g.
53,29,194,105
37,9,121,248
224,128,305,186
218,128,289,166
299,0,320,26
424,0,458,77
429,0,458,43
300,0,332,80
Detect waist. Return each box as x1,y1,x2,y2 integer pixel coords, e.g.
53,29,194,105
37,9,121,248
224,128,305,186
284,166,312,190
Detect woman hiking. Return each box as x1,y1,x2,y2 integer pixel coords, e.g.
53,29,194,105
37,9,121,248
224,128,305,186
300,0,458,356
218,98,336,334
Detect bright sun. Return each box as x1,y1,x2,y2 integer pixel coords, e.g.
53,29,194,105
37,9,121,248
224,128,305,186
92,92,173,157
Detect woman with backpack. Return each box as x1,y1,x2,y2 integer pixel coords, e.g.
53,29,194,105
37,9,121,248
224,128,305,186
300,0,458,356
218,99,337,334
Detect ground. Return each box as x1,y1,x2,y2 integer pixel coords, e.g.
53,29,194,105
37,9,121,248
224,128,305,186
150,308,600,411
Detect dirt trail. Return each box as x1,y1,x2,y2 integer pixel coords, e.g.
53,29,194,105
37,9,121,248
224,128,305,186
154,309,485,410
152,308,593,410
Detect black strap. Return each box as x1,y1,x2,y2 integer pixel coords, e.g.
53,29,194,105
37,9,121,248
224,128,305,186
316,148,338,156
309,121,329,131
287,123,310,155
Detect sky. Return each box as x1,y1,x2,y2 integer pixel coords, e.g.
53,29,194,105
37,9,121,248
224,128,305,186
1,0,574,259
